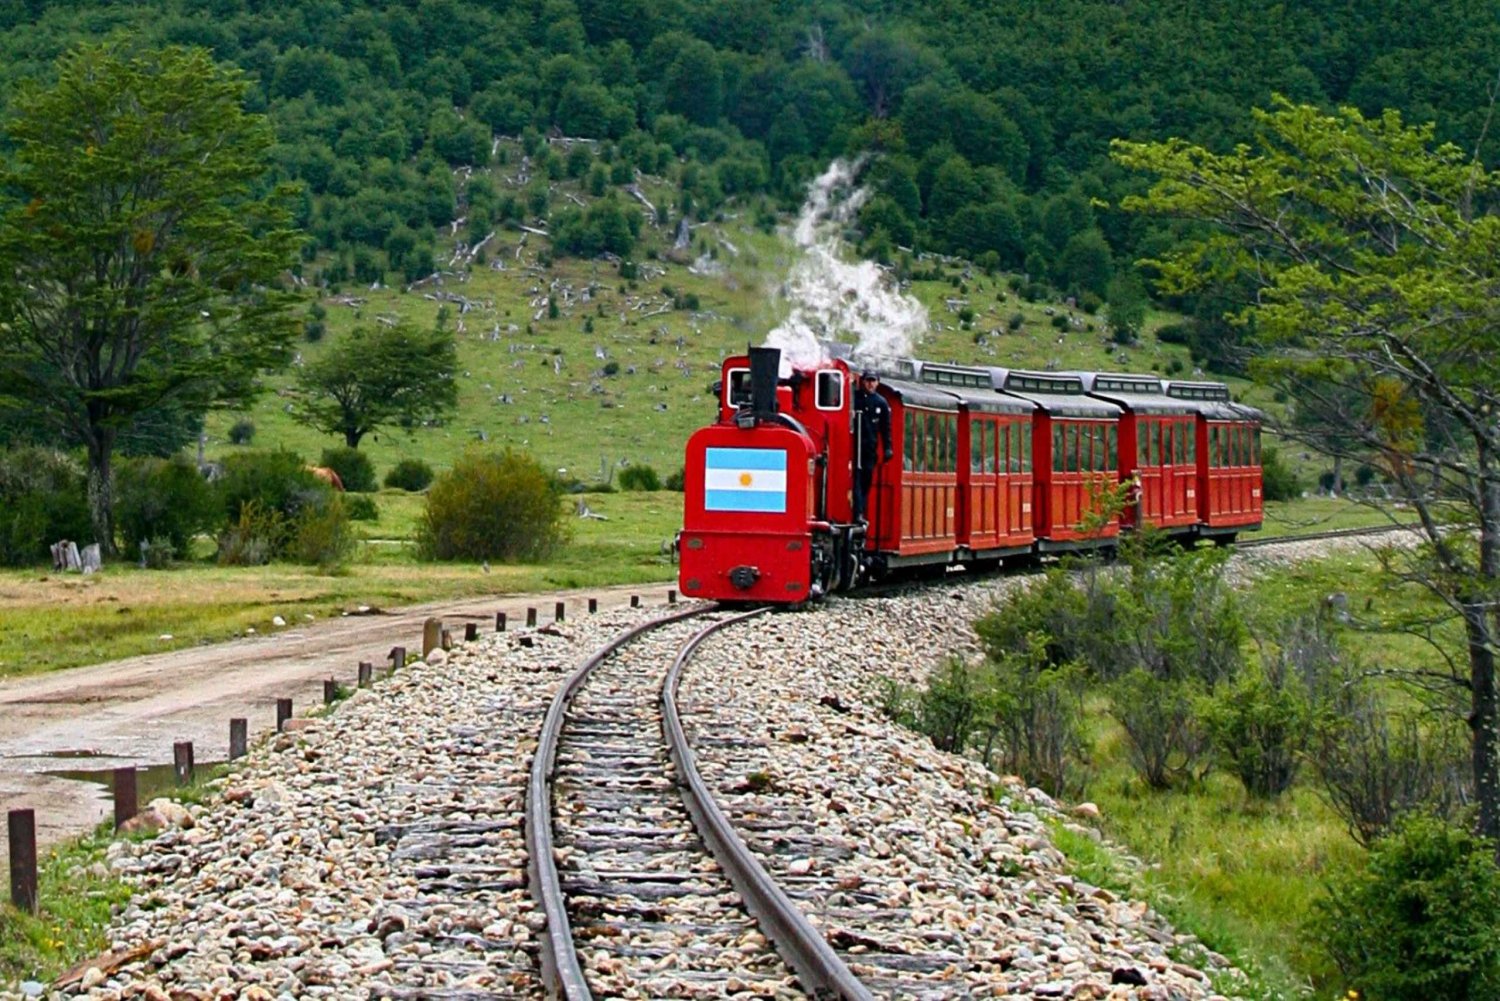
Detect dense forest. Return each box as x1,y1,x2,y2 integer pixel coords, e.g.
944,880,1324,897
4,0,1497,320
0,0,1494,395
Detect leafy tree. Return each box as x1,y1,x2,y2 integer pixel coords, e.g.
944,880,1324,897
662,37,723,125
1104,268,1149,342
291,320,458,448
1116,99,1500,848
0,44,301,556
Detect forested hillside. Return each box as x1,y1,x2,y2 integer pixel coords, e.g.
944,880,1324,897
3,0,1496,325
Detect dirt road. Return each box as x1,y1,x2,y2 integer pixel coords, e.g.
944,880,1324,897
0,580,675,864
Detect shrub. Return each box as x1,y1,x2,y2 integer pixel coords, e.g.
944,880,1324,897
1260,443,1303,502
1201,665,1309,798
228,419,256,445
1115,542,1245,688
1312,691,1471,845
974,648,1089,799
664,466,686,491
1310,814,1500,1001
0,448,92,566
892,659,977,754
1155,323,1190,345
1109,670,1211,789
1007,312,1024,331
384,458,434,492
417,448,566,561
319,446,376,493
289,494,355,570
975,568,1122,678
215,500,284,566
114,455,219,563
214,451,331,562
1166,358,1185,375
617,464,661,491
1050,313,1070,331
345,494,379,521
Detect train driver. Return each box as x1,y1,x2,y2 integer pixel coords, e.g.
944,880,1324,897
853,370,894,524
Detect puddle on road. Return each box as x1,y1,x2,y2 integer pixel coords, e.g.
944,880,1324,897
43,760,226,803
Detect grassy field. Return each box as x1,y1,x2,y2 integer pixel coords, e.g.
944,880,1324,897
0,490,682,678
201,139,1204,489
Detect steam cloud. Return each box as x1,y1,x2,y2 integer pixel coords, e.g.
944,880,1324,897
765,158,928,373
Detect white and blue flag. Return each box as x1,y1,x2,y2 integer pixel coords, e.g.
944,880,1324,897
704,447,787,513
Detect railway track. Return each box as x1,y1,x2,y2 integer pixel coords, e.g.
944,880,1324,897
526,605,874,1000
1238,520,1417,549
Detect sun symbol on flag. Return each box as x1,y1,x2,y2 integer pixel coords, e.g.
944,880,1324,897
739,472,754,486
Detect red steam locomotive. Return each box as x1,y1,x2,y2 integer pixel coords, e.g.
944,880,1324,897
677,346,1264,605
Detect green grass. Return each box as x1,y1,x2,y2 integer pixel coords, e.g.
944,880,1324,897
0,490,682,678
0,824,134,988
1252,496,1410,538
0,764,233,987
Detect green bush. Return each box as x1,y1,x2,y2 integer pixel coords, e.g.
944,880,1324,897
1311,814,1500,1001
1201,666,1309,798
417,448,567,561
228,419,255,445
974,647,1089,799
617,464,661,491
215,500,284,566
319,446,376,492
1109,670,1211,789
1260,443,1303,502
214,451,332,562
664,466,686,491
0,448,92,566
384,458,434,491
345,494,379,521
114,456,219,563
289,494,355,570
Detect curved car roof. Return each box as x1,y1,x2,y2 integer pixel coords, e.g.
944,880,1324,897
1077,372,1198,416
983,367,1122,418
881,376,961,411
1163,380,1266,421
913,362,1035,416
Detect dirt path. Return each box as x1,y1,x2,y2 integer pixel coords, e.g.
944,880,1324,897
0,580,675,865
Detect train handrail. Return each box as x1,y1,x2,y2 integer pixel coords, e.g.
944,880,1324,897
661,608,876,1001
525,604,710,1000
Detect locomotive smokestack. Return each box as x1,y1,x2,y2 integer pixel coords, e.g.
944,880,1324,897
748,346,780,417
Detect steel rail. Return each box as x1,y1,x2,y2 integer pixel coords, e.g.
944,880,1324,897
1238,521,1420,549
525,604,711,1001
661,608,877,1001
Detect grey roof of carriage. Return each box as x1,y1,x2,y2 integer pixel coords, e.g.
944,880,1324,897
1075,372,1198,416
980,367,1122,419
1162,380,1266,421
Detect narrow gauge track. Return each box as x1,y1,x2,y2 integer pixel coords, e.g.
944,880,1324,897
526,606,874,1000
1238,521,1417,549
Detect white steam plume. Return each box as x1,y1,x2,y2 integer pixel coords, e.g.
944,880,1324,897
765,158,928,374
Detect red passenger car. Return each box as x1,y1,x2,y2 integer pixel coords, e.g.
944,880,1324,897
984,369,1122,550
910,363,1036,559
1165,381,1265,538
1080,373,1199,533
866,372,961,565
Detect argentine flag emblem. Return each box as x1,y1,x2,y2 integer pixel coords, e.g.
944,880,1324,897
704,447,787,513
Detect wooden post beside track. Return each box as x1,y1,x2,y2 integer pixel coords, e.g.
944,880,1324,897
229,718,248,760
173,741,194,786
113,767,138,828
7,809,36,914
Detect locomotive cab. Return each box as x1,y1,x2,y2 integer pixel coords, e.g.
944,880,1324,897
679,347,864,603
